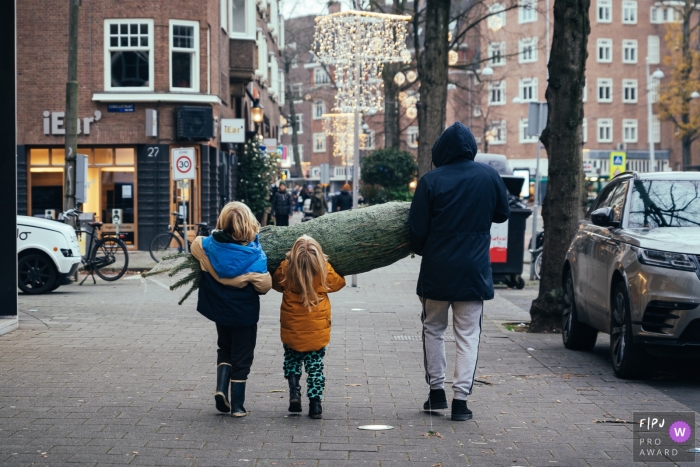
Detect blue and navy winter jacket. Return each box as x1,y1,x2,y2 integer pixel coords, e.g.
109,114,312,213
191,232,271,327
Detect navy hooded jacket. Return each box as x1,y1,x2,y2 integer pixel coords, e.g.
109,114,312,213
408,122,510,302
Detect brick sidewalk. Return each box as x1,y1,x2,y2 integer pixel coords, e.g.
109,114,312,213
1,258,696,466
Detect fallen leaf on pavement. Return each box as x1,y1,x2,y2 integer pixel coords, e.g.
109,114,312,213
421,431,443,438
345,383,362,387
269,389,286,393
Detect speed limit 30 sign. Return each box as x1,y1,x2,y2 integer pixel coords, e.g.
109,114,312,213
172,148,196,180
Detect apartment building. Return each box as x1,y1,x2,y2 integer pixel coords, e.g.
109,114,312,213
480,0,684,176
17,0,283,249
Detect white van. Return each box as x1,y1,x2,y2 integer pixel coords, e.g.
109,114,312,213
17,216,82,294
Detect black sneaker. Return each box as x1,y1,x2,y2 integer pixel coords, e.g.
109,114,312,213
451,399,472,421
422,388,448,411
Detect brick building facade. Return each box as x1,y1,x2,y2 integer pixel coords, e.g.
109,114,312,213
17,0,284,249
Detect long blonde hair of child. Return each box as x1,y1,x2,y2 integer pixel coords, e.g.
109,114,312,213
285,235,328,308
216,202,260,244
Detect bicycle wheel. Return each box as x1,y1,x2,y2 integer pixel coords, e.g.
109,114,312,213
149,233,183,263
93,237,129,281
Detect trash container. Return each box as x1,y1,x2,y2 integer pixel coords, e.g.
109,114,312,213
490,176,532,289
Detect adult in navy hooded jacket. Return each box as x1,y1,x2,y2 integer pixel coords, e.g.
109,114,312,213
408,122,509,421
409,122,510,302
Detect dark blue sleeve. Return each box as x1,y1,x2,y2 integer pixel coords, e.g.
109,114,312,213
409,176,431,255
493,173,510,224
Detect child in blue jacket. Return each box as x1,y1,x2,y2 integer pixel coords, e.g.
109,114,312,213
191,202,271,417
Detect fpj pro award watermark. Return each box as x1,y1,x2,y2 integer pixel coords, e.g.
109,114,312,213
634,412,696,463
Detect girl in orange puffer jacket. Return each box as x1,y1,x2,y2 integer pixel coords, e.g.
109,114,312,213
272,235,345,419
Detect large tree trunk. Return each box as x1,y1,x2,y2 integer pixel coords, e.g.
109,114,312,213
529,0,590,332
286,84,304,178
416,0,451,178
383,63,401,149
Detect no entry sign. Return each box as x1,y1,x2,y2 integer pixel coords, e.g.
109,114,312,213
172,148,195,180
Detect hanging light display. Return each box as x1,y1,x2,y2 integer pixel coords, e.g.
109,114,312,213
313,10,412,113
322,113,368,165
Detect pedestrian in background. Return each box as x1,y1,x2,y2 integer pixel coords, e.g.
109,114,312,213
409,122,510,421
272,235,346,419
271,182,293,226
191,202,272,417
335,183,353,212
293,184,303,212
311,185,327,218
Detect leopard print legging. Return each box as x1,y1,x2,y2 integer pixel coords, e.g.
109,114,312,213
283,345,326,399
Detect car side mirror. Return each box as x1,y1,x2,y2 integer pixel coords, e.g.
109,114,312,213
591,207,620,228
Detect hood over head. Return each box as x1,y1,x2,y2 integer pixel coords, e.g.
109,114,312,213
202,234,268,279
431,122,478,168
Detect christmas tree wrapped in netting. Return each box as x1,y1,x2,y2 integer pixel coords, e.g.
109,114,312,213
142,202,412,304
236,138,280,220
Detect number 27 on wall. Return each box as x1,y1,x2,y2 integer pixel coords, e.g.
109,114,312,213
147,147,160,157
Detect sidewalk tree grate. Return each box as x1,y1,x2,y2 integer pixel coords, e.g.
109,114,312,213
392,335,455,342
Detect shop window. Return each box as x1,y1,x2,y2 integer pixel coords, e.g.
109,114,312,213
170,20,200,92
30,148,50,165
104,19,154,91
52,148,65,166
95,148,114,165
115,148,135,165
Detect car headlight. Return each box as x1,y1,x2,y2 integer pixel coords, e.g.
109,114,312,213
634,247,698,271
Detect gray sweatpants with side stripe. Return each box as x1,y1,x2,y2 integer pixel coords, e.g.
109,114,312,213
421,299,484,401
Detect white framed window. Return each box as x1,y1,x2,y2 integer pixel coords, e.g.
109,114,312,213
313,101,325,119
489,120,506,145
583,78,588,102
648,35,660,64
597,118,613,143
295,114,303,134
169,21,200,92
622,39,637,64
652,115,661,143
519,37,538,63
229,0,256,40
651,77,660,103
518,0,537,23
597,0,612,22
279,70,285,105
268,53,279,97
488,3,506,30
220,0,228,31
519,77,538,102
291,57,298,68
365,130,375,150
488,81,506,106
597,39,612,63
597,78,613,103
297,144,304,162
582,118,588,143
256,30,268,81
488,42,506,66
651,6,682,24
407,126,419,148
291,83,303,99
473,105,482,117
622,79,638,103
519,119,538,143
104,19,154,91
623,119,638,143
622,1,637,24
313,132,326,152
314,67,330,85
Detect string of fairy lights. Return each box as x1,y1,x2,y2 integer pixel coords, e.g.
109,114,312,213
313,10,411,196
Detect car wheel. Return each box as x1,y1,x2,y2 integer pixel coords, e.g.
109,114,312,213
562,270,598,350
18,253,58,294
610,281,648,379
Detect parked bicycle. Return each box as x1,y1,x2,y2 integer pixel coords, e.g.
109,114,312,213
62,209,130,284
529,230,544,280
149,212,210,262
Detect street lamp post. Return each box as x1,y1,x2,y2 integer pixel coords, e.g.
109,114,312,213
646,58,664,173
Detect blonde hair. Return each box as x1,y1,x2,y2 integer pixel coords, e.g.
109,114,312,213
285,235,328,308
215,202,260,244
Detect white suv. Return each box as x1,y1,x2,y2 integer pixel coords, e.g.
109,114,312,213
17,216,82,294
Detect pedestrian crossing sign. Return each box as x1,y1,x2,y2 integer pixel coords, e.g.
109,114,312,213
610,151,626,177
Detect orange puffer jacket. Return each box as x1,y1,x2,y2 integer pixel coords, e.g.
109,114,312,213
272,259,346,352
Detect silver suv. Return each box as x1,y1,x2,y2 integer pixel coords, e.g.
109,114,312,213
562,172,700,378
